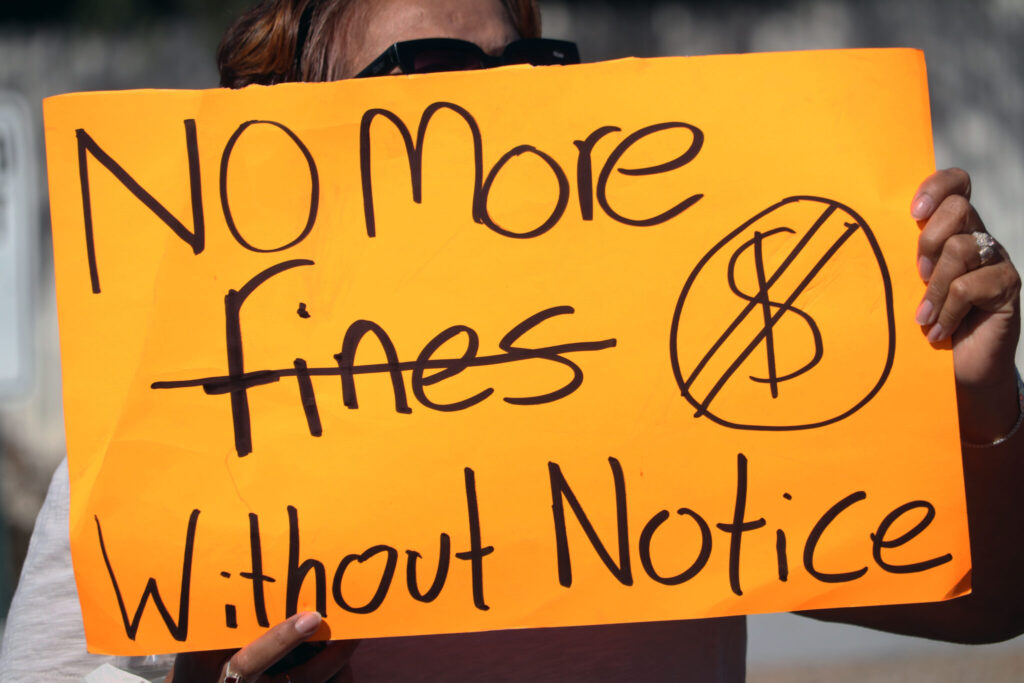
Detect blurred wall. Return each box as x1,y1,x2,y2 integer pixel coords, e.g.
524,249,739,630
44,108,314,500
0,18,224,591
0,0,1022,676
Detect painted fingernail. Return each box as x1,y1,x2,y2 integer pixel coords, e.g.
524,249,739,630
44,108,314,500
918,256,933,281
915,299,934,326
927,323,945,343
296,612,322,635
912,193,935,220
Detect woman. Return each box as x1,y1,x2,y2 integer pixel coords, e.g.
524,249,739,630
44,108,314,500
2,0,1020,681
188,0,1024,680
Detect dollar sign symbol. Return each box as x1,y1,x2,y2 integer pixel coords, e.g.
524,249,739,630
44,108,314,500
726,227,824,398
672,197,891,431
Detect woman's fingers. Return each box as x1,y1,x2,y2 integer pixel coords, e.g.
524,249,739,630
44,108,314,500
911,167,1010,344
225,612,323,681
916,231,991,337
916,225,1017,344
924,265,1018,343
916,192,985,282
911,167,972,221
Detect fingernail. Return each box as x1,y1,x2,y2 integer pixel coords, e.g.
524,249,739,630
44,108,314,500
912,193,935,220
927,323,945,343
915,299,934,326
296,612,322,635
918,256,933,281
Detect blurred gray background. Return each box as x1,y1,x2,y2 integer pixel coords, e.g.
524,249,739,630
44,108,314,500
1,0,1022,680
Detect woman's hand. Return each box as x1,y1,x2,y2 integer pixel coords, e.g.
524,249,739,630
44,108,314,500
912,168,1021,443
795,168,1024,642
166,612,358,682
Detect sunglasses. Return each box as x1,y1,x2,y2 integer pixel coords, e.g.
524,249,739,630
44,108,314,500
355,38,581,78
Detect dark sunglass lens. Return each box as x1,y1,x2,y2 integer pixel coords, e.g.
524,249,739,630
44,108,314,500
411,49,484,73
504,41,578,67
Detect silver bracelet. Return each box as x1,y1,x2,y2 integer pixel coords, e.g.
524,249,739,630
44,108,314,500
962,371,1024,449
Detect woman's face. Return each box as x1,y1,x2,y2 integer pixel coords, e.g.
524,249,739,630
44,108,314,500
339,0,519,78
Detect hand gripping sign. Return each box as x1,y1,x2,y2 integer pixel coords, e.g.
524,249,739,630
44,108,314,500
43,49,968,654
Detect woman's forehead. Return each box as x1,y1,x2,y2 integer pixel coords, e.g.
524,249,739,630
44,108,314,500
346,0,518,73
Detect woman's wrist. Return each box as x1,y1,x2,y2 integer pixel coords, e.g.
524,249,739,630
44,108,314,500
961,371,1024,448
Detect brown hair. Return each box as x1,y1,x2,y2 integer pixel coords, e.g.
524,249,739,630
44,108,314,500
217,0,542,88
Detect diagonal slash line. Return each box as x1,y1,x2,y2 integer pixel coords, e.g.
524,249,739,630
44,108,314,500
692,219,860,417
752,230,780,398
681,203,839,393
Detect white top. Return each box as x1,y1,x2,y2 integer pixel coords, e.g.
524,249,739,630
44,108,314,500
0,459,746,681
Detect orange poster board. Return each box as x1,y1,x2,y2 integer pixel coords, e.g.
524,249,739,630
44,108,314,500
43,49,968,655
